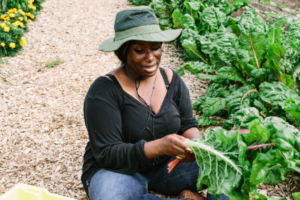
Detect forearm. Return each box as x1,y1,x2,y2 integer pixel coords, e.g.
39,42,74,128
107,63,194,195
182,127,201,140
144,139,163,160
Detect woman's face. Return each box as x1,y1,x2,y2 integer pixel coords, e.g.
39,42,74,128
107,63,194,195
126,41,162,78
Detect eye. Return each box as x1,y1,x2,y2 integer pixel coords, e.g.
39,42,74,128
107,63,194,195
153,46,161,50
134,49,144,54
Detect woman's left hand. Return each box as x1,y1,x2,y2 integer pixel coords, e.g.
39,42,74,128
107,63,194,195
178,151,196,163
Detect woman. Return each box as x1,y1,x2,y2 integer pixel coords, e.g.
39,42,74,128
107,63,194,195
81,6,229,200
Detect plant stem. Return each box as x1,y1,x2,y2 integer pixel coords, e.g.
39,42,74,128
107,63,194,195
247,142,276,150
185,140,242,174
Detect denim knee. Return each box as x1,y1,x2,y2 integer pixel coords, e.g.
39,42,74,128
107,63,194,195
88,169,148,200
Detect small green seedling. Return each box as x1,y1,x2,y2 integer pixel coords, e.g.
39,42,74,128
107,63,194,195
45,59,65,68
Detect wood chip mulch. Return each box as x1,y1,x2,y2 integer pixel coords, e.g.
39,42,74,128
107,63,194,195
0,0,299,199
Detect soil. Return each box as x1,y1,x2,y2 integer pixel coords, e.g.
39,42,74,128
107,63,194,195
0,0,299,199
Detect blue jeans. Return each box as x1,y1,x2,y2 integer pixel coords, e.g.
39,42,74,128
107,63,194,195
88,157,229,200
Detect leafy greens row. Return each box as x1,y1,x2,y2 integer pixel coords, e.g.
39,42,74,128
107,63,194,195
127,0,300,199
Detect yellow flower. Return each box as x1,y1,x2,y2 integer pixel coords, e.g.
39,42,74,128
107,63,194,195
20,41,27,46
28,19,32,23
0,23,5,28
1,43,5,47
18,17,23,21
4,27,10,32
9,43,15,48
41,3,43,6
0,15,5,19
9,13,15,18
21,37,27,42
15,36,18,39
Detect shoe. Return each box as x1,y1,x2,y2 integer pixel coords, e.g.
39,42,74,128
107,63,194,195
179,190,206,200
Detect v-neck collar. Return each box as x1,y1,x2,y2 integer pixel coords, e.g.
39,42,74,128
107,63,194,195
106,69,176,115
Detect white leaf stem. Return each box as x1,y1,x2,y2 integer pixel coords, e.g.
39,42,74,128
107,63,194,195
184,140,242,175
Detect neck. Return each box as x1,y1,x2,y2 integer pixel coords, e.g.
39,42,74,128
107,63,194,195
124,64,140,81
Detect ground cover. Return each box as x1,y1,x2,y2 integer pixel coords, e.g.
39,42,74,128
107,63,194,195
0,0,300,199
0,0,205,199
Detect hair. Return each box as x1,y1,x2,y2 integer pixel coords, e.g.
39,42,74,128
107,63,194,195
114,42,131,64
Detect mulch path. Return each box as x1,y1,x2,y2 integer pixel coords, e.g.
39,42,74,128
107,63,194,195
0,0,299,199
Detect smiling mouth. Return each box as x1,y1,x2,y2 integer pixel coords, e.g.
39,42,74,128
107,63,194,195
143,64,156,68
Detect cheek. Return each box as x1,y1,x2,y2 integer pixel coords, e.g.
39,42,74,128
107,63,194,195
155,50,162,62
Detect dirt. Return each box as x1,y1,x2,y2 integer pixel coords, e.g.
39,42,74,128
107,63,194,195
0,0,299,199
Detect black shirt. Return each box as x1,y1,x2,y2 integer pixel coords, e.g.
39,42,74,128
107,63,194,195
81,68,198,194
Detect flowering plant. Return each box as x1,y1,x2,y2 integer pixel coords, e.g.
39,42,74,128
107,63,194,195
0,0,44,58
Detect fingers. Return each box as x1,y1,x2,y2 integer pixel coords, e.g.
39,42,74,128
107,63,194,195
171,136,189,151
181,153,196,163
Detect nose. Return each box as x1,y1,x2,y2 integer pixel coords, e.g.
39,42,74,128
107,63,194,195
145,50,155,62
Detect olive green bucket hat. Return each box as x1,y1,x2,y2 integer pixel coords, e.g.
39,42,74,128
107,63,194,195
98,6,182,52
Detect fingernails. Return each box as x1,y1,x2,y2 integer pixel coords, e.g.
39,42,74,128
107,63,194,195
176,156,183,160
186,147,193,153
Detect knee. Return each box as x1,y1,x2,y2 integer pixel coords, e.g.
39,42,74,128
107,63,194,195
88,169,147,200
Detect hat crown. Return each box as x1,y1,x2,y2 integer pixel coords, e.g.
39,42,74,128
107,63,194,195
114,6,158,32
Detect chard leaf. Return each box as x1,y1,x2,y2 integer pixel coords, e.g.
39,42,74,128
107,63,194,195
181,39,203,61
182,14,197,31
183,1,202,20
226,84,259,114
217,66,247,84
223,107,262,130
267,27,283,45
205,82,229,98
196,117,217,126
281,74,294,89
293,192,300,199
230,0,248,14
249,68,266,79
248,119,271,146
195,73,220,82
239,20,267,69
172,8,184,29
259,82,300,107
203,98,226,117
185,129,246,200
265,43,286,78
202,7,227,31
253,99,268,116
283,98,300,120
193,97,206,112
176,65,185,76
179,61,215,75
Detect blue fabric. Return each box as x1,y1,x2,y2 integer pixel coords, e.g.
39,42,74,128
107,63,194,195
88,157,230,200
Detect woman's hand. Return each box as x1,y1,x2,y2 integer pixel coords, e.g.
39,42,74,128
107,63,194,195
158,134,195,162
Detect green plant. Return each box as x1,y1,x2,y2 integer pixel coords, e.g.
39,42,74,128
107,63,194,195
0,0,28,12
126,0,300,199
45,59,65,68
181,108,300,199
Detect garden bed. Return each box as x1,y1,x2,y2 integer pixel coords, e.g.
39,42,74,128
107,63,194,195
1,0,300,199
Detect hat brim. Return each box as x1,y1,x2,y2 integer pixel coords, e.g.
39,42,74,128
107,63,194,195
98,29,182,52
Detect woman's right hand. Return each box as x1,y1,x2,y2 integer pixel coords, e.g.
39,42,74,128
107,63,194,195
158,134,191,160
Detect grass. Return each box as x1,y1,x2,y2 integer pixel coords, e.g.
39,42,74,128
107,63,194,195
45,59,65,68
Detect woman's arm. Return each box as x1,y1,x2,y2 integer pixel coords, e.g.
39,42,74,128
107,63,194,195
182,127,201,140
84,78,152,174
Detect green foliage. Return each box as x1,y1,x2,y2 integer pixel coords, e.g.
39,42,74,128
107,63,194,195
186,110,300,199
0,0,44,59
127,0,300,199
45,59,65,68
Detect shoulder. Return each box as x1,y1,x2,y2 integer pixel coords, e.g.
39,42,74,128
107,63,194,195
87,76,119,98
160,67,176,84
